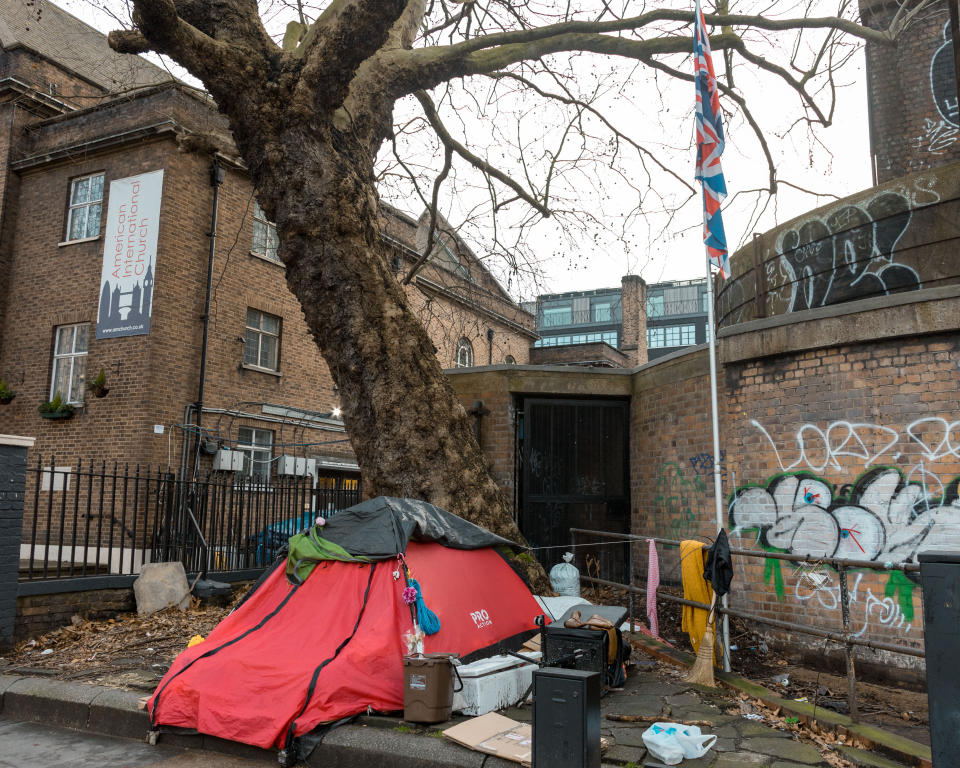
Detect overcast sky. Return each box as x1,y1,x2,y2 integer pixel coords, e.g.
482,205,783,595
55,0,874,300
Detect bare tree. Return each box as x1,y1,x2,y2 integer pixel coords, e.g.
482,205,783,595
96,0,923,582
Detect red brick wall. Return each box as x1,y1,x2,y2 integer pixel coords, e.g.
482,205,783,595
861,0,960,181
631,347,717,546
722,332,960,674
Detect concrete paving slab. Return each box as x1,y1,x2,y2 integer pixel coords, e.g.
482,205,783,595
610,725,647,747
739,738,823,764
714,738,739,752
677,755,719,767
604,693,666,717
601,744,648,764
713,752,772,766
739,722,793,737
4,678,100,729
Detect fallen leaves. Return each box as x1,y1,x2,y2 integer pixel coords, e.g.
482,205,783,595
0,591,245,690
733,692,861,768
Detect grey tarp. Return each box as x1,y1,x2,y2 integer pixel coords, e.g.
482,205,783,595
318,496,517,560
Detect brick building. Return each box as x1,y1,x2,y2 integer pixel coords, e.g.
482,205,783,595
0,1,535,490
528,275,709,366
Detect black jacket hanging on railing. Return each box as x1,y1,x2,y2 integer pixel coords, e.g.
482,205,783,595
703,528,733,597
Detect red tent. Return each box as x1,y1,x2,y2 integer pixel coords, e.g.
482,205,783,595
148,507,544,757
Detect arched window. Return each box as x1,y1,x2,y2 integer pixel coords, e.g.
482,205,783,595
455,338,474,368
504,355,516,365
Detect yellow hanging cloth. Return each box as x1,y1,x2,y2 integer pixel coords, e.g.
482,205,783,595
680,540,715,655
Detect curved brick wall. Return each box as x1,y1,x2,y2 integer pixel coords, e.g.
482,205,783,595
716,164,960,329
635,261,960,680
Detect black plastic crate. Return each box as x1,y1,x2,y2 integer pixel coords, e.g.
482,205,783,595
542,625,607,676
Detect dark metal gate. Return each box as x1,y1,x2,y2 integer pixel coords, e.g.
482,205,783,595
517,398,630,582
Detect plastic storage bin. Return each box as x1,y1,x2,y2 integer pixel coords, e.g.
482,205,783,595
403,653,462,723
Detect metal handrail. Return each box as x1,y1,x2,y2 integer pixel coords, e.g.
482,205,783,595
568,529,921,572
568,526,927,722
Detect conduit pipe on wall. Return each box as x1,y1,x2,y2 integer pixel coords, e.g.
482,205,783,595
192,160,225,477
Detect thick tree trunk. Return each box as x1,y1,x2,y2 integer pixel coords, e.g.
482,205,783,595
109,0,549,590
244,122,548,590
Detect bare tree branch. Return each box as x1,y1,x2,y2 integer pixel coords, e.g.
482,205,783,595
413,89,552,217
403,143,453,284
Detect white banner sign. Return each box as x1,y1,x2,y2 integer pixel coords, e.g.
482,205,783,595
96,169,163,339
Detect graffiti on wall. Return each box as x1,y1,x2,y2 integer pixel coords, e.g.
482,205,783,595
654,462,699,540
729,469,960,563
689,450,727,484
914,22,960,156
930,22,959,129
914,117,958,156
654,453,727,540
776,191,921,312
730,417,960,635
749,417,960,498
792,566,915,637
717,178,942,327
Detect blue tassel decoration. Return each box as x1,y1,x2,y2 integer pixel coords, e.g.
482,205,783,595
409,578,441,635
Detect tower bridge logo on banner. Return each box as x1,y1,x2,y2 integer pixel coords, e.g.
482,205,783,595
96,169,164,339
470,609,492,629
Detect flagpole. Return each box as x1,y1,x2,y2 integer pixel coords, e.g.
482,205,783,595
694,0,731,673
704,262,730,672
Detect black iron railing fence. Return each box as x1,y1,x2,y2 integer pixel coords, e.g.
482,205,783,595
22,458,361,581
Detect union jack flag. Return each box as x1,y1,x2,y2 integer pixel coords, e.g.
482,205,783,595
694,0,730,279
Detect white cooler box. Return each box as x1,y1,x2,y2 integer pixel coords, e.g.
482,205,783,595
451,653,540,716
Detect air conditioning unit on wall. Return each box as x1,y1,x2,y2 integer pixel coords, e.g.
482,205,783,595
213,449,245,472
277,455,316,477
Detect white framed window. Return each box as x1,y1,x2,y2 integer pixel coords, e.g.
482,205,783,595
648,325,696,348
66,173,104,241
664,324,696,346
50,324,89,404
237,427,272,485
244,309,281,371
251,201,280,262
455,338,474,368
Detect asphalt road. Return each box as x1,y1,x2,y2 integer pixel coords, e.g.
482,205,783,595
0,719,276,768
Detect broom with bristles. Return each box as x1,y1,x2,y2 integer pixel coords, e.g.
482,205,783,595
685,593,717,687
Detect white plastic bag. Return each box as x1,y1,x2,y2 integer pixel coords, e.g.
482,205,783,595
641,722,717,765
549,552,580,596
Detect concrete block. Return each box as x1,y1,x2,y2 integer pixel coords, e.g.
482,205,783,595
133,561,191,615
4,677,100,729
0,673,25,710
88,687,151,739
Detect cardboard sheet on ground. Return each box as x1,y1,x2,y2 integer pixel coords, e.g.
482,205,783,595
443,712,532,766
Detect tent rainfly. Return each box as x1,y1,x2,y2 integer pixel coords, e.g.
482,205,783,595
147,497,546,761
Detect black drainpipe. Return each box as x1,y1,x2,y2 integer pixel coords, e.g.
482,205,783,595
193,159,225,476
486,327,494,365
